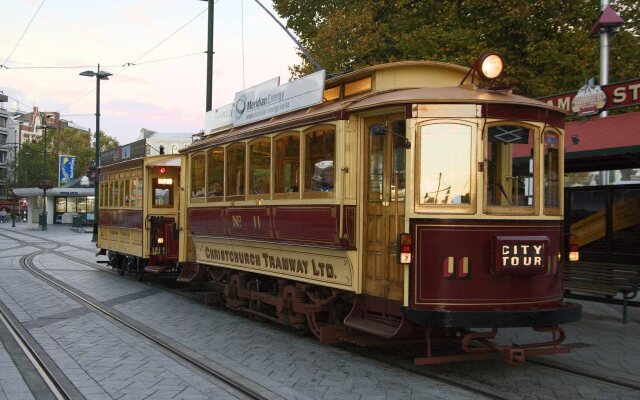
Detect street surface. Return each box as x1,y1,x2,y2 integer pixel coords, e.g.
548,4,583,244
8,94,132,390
0,223,638,399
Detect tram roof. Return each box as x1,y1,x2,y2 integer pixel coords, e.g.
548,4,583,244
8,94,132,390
187,62,566,151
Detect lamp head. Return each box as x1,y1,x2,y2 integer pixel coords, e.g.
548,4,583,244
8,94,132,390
475,52,504,81
96,71,113,80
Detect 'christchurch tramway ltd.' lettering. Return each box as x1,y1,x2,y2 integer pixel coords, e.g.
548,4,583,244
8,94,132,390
203,246,337,279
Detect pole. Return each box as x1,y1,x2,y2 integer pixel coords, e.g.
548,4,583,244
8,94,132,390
42,125,48,230
11,143,17,228
92,65,101,242
600,0,609,117
205,0,214,112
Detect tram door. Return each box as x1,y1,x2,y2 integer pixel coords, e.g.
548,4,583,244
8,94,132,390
363,114,406,301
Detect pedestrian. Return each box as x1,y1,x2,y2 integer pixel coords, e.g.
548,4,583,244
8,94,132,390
0,209,6,223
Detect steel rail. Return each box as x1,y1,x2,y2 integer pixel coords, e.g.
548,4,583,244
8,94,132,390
0,303,71,400
529,357,640,392
19,251,275,400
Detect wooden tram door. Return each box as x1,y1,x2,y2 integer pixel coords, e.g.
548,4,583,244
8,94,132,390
363,114,406,301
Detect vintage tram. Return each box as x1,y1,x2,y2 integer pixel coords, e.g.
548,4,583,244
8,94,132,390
99,55,581,364
97,145,184,277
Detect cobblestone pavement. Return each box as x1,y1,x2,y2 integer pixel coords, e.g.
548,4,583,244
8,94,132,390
1,224,639,400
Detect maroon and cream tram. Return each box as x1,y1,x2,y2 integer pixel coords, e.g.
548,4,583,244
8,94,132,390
99,55,581,364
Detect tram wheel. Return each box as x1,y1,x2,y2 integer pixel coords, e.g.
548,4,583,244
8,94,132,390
136,260,145,281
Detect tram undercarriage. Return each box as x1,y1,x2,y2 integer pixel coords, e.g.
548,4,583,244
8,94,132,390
172,263,576,365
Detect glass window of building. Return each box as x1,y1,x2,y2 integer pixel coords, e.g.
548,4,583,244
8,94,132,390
77,197,87,213
206,148,224,200
191,154,206,200
275,133,300,194
67,197,77,212
486,125,535,209
544,131,560,212
419,123,472,205
226,143,246,198
304,126,335,194
249,139,271,197
56,198,67,213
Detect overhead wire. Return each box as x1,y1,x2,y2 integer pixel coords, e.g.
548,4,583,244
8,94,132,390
60,5,212,113
1,51,204,70
1,0,47,70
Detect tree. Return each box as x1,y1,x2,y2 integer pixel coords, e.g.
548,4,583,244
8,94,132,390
16,129,119,188
273,0,640,97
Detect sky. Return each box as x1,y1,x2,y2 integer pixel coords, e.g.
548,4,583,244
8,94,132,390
0,0,301,145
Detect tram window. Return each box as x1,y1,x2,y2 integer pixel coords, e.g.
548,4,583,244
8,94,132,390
226,143,246,198
275,134,300,194
392,120,407,201
133,178,143,207
544,131,560,212
118,180,125,207
419,124,472,205
486,125,535,208
107,182,113,207
191,153,206,200
152,178,173,207
249,140,271,196
207,148,224,201
124,179,131,207
305,126,335,194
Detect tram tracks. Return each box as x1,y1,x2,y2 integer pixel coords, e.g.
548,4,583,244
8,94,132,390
16,251,280,400
0,299,77,400
3,228,639,399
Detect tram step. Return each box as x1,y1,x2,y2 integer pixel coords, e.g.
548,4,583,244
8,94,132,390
343,315,400,338
144,265,172,274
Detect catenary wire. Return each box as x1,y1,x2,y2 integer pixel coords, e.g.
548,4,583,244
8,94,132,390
0,0,47,70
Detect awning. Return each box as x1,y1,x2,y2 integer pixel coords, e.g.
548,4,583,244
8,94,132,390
565,112,640,172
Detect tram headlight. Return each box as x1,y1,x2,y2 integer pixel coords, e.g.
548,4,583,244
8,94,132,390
569,244,580,262
568,234,580,262
475,52,504,81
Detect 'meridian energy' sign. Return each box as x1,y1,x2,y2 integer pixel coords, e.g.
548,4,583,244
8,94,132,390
233,70,325,127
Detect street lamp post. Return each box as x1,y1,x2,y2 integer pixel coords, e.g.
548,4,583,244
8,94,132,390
12,142,17,227
35,124,53,230
0,142,19,227
80,65,112,242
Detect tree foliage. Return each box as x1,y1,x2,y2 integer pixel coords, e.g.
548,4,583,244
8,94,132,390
16,129,119,188
273,0,640,97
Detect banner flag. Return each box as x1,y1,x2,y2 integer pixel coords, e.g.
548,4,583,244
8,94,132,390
59,155,76,186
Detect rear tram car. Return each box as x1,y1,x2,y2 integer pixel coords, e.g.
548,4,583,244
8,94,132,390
100,55,581,364
97,147,183,277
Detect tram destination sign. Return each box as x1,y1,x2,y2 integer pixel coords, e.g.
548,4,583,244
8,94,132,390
492,236,549,275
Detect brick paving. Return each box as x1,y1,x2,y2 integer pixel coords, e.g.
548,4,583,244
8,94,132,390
0,224,639,399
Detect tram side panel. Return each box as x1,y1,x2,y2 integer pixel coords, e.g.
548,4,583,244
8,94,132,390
97,159,145,258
